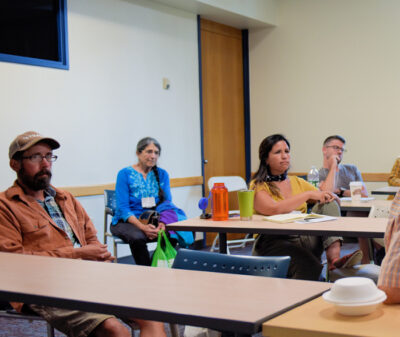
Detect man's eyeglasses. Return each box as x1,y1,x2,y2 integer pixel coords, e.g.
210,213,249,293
22,154,58,163
326,145,347,153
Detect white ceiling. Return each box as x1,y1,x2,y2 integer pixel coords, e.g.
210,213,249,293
149,0,275,29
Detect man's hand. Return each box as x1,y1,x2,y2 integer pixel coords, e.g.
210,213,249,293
75,244,115,262
327,154,340,170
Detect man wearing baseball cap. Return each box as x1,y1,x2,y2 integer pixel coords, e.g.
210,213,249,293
0,131,166,337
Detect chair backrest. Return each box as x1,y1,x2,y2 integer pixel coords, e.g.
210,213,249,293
368,204,391,218
311,201,340,217
103,189,117,244
104,189,117,216
207,176,247,192
367,203,390,258
172,249,290,278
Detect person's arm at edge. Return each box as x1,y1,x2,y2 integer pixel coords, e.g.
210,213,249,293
378,214,400,303
388,158,400,186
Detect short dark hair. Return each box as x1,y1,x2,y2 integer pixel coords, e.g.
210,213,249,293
323,135,346,146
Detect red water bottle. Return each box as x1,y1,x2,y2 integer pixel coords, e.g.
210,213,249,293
211,182,229,221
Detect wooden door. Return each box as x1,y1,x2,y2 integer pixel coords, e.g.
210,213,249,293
201,19,246,245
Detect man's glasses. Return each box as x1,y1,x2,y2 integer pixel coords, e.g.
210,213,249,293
22,154,58,163
326,145,347,153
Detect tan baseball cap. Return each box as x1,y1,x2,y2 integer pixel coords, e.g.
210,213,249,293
9,131,60,159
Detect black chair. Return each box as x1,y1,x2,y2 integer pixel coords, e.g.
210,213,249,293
172,248,290,278
172,250,290,337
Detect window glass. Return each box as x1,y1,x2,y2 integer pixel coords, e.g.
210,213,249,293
0,0,69,69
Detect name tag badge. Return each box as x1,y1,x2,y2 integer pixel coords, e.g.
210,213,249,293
142,197,156,208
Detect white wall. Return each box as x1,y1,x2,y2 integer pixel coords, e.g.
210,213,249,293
249,0,400,193
0,0,203,256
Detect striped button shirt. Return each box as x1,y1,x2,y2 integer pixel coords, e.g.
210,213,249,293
378,190,400,302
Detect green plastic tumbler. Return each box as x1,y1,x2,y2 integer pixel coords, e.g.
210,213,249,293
237,190,254,221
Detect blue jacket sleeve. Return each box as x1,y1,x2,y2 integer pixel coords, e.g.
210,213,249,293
115,168,136,222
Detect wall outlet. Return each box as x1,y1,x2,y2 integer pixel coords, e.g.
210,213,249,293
162,77,170,90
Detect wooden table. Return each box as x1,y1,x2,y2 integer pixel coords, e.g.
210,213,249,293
262,296,399,337
340,199,392,212
168,215,387,253
0,252,331,336
371,186,399,196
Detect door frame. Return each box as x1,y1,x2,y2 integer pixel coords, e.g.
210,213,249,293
242,29,252,183
197,15,252,193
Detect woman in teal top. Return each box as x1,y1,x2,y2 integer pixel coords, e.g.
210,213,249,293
111,137,190,265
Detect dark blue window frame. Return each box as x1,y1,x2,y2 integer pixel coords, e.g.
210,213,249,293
0,0,69,70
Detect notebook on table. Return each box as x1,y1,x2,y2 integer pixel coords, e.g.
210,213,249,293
263,213,336,224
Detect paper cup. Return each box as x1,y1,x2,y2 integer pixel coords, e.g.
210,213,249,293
237,190,254,221
350,181,363,201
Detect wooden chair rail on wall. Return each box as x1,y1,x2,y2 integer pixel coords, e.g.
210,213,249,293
60,176,203,197
288,172,390,183
60,173,389,197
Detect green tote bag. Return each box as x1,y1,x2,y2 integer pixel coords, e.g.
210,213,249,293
151,230,177,268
